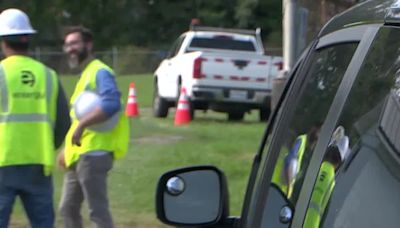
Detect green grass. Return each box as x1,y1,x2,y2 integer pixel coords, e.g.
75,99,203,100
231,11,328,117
10,74,268,228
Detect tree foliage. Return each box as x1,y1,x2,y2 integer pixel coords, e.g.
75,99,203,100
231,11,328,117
299,0,358,42
0,0,358,49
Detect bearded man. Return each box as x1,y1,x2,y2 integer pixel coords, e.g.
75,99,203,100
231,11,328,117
58,26,129,228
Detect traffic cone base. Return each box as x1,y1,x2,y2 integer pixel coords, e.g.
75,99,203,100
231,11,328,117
125,82,139,117
174,87,191,125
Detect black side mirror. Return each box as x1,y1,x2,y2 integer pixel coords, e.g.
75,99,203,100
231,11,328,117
156,166,229,227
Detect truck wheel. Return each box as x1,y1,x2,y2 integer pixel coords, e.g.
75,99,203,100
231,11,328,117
189,102,195,120
259,108,271,122
228,111,244,121
153,87,169,118
176,80,181,106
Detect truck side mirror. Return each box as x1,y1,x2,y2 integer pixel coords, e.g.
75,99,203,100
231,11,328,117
156,166,229,227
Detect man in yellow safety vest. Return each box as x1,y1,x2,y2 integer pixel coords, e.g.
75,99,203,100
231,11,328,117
0,8,70,228
58,26,129,228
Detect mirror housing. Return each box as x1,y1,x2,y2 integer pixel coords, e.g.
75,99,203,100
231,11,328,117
156,166,229,227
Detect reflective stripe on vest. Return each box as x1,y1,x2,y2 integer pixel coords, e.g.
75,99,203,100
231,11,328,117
287,134,307,198
0,66,8,112
303,162,336,228
0,113,51,122
45,68,53,110
64,59,129,167
296,134,307,171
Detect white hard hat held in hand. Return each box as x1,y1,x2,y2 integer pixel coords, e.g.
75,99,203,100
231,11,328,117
74,91,119,132
329,126,350,161
0,8,36,36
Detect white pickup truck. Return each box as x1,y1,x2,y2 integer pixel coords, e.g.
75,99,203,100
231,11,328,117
153,26,283,121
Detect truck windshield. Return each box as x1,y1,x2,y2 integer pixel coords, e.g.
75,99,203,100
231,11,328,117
189,37,256,51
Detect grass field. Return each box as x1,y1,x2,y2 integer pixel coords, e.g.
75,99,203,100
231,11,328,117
10,74,268,227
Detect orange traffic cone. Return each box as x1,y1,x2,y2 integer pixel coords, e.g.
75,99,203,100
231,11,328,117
125,82,139,117
174,87,191,125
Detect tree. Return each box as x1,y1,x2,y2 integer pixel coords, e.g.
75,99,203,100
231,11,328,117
235,0,282,46
299,0,358,42
0,0,357,50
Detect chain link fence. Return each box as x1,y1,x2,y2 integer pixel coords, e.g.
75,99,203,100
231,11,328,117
32,48,166,76
29,47,282,76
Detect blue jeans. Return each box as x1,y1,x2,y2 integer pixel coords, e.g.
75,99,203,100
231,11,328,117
0,165,54,228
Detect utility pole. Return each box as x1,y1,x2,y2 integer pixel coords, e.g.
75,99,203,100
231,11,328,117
283,0,297,72
271,0,297,111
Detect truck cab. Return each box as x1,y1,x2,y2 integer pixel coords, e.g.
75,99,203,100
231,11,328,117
153,26,282,121
156,0,400,227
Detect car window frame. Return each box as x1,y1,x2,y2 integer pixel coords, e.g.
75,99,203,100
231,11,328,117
240,24,381,228
291,24,381,227
318,25,400,227
240,38,320,228
238,45,311,228
238,54,306,228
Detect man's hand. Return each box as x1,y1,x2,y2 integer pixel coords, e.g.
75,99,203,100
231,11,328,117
72,106,108,147
57,148,66,169
72,124,84,146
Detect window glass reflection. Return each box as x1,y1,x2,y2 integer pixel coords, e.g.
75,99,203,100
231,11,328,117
269,42,358,210
307,27,400,228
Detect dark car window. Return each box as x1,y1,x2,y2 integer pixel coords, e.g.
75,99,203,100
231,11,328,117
188,37,256,51
310,27,400,228
167,35,186,58
257,41,359,227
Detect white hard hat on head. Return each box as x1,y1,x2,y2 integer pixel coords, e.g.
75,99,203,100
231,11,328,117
0,8,36,36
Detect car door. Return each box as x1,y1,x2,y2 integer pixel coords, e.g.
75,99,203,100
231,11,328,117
303,25,400,228
157,34,186,98
239,24,381,228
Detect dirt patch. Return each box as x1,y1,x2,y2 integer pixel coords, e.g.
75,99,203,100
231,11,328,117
135,135,184,145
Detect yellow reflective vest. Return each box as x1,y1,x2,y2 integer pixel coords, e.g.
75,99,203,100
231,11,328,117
303,161,336,228
272,134,307,198
0,55,58,173
64,59,129,167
